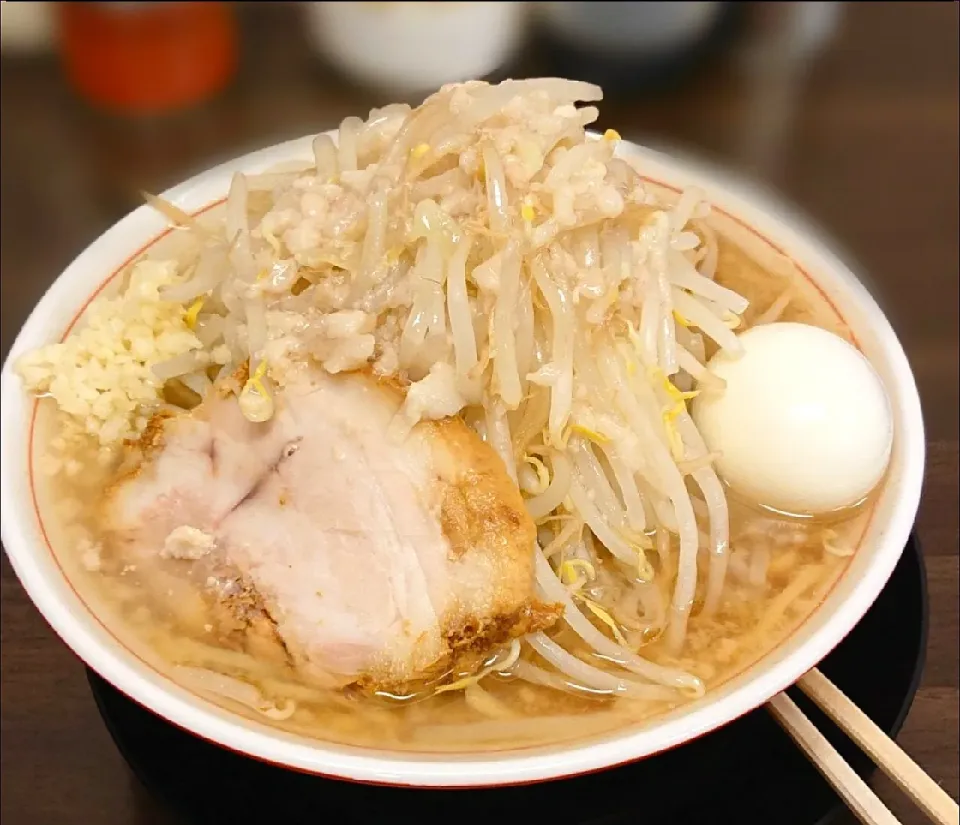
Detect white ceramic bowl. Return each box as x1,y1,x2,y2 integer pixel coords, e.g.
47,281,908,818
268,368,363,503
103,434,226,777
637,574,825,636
0,135,925,787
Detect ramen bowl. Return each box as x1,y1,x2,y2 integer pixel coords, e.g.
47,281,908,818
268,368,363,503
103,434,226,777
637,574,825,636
0,134,925,787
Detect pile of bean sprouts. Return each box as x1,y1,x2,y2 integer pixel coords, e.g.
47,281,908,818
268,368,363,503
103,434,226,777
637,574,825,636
146,78,758,702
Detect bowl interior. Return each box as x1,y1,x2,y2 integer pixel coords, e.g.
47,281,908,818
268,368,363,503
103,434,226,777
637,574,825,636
0,136,925,786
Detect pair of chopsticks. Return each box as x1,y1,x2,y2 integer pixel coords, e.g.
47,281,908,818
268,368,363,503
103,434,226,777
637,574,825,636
768,668,959,825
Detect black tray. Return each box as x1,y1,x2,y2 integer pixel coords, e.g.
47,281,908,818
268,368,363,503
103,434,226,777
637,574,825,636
88,533,927,825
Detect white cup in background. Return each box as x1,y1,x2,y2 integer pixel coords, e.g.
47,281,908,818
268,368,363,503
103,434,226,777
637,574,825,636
305,2,529,97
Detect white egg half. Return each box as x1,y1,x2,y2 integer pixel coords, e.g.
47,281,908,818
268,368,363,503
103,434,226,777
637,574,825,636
691,321,893,515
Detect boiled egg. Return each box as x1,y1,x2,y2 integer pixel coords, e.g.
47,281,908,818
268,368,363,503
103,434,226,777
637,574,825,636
691,321,893,515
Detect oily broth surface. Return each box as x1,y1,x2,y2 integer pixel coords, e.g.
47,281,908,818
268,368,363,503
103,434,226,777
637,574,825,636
31,217,868,753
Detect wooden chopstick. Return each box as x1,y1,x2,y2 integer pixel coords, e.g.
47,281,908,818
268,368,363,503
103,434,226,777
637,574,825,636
768,691,904,825
797,668,960,825
768,668,960,825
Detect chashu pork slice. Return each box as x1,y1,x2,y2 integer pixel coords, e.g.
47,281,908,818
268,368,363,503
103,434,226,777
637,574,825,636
103,369,560,692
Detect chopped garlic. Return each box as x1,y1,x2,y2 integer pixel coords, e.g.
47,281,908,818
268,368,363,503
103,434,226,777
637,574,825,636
15,259,201,449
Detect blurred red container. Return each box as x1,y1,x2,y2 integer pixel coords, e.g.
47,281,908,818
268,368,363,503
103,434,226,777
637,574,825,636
58,2,239,116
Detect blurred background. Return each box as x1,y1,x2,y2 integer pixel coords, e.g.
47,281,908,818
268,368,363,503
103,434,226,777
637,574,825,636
1,3,957,824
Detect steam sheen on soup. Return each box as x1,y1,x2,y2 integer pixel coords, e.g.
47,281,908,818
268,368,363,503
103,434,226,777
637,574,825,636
17,79,891,752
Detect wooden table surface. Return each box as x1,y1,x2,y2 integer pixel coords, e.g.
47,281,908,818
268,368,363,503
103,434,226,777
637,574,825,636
1,4,957,824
